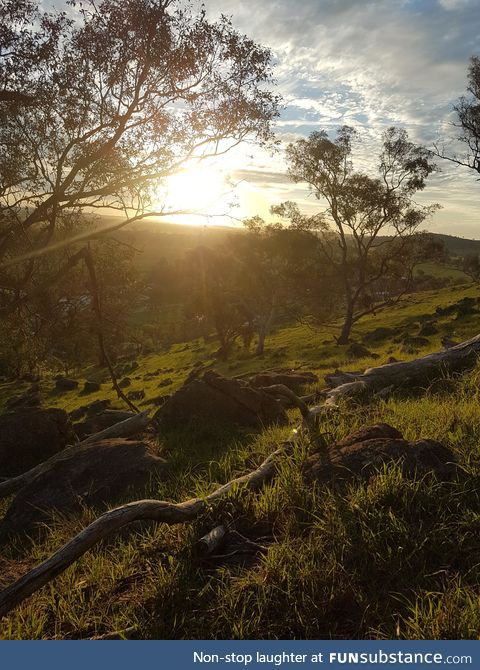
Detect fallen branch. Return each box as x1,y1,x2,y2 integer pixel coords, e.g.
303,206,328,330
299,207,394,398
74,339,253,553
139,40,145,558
3,333,480,619
323,333,480,405
261,384,311,421
81,410,150,444
195,525,227,558
0,411,151,499
0,438,294,617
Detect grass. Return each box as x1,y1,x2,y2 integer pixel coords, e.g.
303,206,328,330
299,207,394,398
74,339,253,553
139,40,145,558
1,280,480,639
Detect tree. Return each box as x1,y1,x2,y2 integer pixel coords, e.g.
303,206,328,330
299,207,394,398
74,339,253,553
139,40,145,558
434,56,480,176
283,126,437,343
0,0,279,317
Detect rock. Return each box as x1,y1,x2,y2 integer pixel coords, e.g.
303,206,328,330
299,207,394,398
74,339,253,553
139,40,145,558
401,335,430,352
0,439,166,539
127,389,145,401
149,394,170,407
346,342,374,359
386,356,400,364
158,378,173,387
73,409,135,439
155,370,287,428
362,327,395,344
69,405,87,422
85,399,111,416
0,408,75,477
55,377,79,392
418,320,438,337
441,335,459,350
303,423,456,484
119,377,131,388
456,297,477,318
82,380,101,394
250,370,318,392
5,387,41,410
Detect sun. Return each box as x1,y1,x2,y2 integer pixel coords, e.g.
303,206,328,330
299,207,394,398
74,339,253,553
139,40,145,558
152,164,233,225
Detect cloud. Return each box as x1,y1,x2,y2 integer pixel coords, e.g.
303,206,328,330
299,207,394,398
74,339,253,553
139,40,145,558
205,0,480,233
438,0,474,10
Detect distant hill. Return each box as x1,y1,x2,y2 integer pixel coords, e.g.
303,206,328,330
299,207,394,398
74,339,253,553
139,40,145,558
96,216,480,271
431,233,480,257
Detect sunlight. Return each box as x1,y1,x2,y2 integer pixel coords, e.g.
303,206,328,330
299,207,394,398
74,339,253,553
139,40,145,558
153,165,233,225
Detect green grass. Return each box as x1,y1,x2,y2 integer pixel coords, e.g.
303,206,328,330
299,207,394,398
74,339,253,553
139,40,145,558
1,281,480,639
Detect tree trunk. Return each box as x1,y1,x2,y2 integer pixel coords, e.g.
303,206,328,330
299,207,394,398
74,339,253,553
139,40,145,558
256,328,266,356
337,300,354,345
322,332,480,405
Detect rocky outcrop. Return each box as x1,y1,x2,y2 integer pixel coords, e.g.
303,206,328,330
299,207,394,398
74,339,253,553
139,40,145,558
0,407,74,477
155,370,287,428
55,377,79,392
303,423,456,483
0,439,166,539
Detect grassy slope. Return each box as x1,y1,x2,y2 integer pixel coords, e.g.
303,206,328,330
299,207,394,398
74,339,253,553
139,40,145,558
1,282,480,639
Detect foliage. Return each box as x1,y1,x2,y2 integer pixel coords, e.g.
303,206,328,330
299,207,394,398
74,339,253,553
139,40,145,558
0,0,279,315
436,55,480,176
281,126,438,343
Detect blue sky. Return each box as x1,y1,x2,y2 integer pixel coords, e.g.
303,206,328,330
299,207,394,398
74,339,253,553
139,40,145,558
204,0,480,237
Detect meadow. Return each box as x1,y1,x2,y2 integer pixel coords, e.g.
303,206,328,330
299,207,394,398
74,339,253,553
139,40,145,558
1,274,480,639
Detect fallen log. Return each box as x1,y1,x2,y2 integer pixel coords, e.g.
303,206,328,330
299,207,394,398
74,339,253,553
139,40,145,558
2,333,480,619
260,384,311,421
0,411,151,500
195,525,227,558
324,333,480,405
81,410,150,443
0,435,296,617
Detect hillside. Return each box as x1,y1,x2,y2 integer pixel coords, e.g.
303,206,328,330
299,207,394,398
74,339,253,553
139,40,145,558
1,281,480,639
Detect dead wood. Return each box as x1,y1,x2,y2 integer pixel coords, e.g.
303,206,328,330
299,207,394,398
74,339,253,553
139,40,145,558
2,334,480,618
0,411,151,500
323,333,480,405
261,384,311,421
81,410,150,443
195,525,227,557
0,438,294,617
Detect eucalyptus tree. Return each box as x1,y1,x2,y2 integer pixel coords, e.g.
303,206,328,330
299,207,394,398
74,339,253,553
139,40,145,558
0,0,279,317
284,126,437,343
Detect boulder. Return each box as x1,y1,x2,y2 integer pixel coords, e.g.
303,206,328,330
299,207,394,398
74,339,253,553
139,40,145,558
155,370,287,428
456,297,477,318
250,370,318,392
400,335,430,353
362,327,395,344
82,380,101,394
119,377,131,388
418,320,438,337
5,386,41,410
128,389,145,401
158,378,173,387
73,409,135,440
0,439,166,539
85,399,111,416
303,423,456,484
346,342,377,359
0,407,75,477
55,377,78,392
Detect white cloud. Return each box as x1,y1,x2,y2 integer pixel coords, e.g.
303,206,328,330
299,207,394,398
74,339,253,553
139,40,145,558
204,0,480,233
438,0,473,10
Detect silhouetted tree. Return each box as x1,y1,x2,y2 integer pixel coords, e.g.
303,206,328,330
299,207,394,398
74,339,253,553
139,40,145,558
435,56,480,177
0,0,279,317
284,126,437,343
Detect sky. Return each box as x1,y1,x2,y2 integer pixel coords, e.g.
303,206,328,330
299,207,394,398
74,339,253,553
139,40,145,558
188,0,480,237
